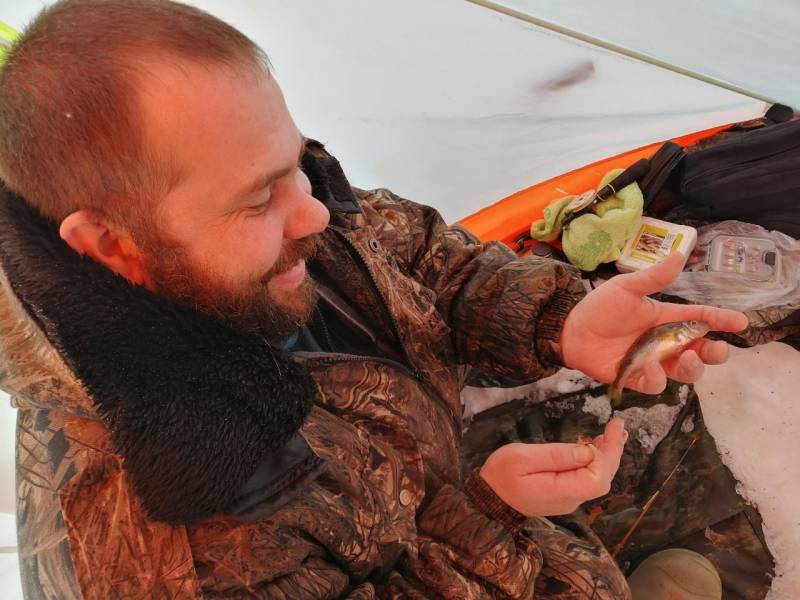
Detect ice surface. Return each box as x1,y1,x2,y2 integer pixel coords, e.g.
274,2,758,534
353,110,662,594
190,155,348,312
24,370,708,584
696,343,800,599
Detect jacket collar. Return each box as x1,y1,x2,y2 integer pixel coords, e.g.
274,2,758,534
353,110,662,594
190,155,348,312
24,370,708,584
0,143,355,523
0,185,322,523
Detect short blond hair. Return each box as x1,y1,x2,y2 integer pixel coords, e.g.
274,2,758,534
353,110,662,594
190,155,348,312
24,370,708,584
0,0,269,228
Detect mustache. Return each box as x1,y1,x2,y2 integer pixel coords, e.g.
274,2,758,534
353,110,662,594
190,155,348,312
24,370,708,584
261,234,322,283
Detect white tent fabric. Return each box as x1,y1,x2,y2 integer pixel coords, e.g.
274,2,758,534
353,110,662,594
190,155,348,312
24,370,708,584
488,0,800,108
4,0,766,224
0,1,795,598
164,0,766,224
0,392,20,600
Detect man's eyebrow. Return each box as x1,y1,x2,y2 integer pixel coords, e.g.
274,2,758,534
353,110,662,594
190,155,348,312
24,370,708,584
230,137,305,207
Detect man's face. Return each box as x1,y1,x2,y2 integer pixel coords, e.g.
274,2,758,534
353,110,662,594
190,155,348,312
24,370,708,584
136,63,330,339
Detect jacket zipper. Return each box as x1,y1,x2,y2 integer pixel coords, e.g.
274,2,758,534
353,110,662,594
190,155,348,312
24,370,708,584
294,350,421,382
313,303,336,351
296,350,463,434
330,228,423,381
321,229,462,431
296,350,462,432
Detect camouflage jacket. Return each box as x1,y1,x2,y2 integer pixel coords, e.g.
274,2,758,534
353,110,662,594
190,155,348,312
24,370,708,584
0,144,627,599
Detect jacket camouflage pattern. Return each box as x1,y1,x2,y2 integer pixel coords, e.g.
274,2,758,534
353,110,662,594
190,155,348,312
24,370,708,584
0,144,631,599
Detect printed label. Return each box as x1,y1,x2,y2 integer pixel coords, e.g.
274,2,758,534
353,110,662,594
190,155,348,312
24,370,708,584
630,224,684,263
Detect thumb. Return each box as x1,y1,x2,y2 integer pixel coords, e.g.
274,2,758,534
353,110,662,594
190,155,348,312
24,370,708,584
520,443,595,474
613,251,684,297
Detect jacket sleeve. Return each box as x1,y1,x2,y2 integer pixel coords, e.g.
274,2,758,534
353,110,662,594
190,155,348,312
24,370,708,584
58,451,203,599
382,470,541,599
355,188,587,381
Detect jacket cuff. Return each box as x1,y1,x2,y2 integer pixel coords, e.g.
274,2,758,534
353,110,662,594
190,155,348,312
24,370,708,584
463,469,528,536
535,290,584,368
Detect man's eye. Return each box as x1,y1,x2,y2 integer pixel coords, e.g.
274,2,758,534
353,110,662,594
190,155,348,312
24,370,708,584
245,201,270,215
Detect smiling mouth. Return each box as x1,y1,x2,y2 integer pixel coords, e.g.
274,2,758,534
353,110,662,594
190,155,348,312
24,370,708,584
268,259,306,288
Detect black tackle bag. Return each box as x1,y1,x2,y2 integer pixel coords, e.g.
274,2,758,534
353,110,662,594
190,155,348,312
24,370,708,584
643,104,800,239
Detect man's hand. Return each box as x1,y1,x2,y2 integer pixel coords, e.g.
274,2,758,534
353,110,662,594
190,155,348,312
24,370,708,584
560,252,749,394
480,418,627,517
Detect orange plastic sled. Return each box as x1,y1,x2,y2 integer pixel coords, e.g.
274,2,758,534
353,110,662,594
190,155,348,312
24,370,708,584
457,125,731,248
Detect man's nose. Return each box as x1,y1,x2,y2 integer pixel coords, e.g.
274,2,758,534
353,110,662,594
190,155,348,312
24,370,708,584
284,191,330,241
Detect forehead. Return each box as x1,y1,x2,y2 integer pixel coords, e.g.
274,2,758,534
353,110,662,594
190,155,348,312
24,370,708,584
138,60,297,182
135,61,299,229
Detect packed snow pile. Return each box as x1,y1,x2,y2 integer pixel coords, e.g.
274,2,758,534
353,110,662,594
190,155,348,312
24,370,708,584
581,386,690,454
582,393,613,424
696,342,800,600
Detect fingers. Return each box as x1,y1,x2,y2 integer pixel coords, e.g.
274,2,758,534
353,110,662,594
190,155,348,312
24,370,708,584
690,338,730,365
657,302,749,333
613,251,685,297
612,254,749,333
481,431,629,517
631,360,668,395
662,341,729,383
620,340,729,391
515,443,595,474
550,419,628,499
586,420,628,457
588,418,626,478
596,418,627,453
663,350,705,383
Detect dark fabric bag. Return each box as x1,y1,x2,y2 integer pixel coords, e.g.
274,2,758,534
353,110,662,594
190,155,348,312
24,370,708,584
680,117,800,237
643,105,800,239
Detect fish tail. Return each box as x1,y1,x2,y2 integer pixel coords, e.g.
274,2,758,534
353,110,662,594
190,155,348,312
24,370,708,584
608,384,623,407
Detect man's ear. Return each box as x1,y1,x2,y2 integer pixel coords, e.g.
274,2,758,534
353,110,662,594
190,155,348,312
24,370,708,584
59,210,153,288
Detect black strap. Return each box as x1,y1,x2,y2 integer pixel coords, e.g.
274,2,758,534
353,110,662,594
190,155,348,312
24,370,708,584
641,141,686,212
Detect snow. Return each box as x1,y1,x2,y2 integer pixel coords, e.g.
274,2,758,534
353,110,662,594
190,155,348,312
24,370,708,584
612,385,691,454
582,385,694,454
582,393,612,424
696,342,800,600
464,367,694,456
461,373,694,456
578,386,691,454
615,401,685,454
680,414,695,434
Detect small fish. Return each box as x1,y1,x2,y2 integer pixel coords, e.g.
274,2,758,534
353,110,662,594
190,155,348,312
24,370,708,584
609,320,710,407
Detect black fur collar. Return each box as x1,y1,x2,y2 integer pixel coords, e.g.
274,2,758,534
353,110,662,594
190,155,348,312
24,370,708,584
0,186,321,524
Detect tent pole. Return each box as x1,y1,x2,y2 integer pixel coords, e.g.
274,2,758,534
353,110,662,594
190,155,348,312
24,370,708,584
465,0,777,105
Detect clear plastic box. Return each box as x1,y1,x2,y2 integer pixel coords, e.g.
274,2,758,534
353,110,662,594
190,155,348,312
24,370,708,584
706,235,779,282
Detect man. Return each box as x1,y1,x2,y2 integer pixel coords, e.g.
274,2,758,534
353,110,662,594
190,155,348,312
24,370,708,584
0,1,746,598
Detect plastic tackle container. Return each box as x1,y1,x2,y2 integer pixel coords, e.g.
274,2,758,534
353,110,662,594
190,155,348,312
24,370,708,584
616,217,698,273
706,235,779,282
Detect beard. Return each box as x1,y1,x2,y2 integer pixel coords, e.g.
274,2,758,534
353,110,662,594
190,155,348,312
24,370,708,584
139,229,321,342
